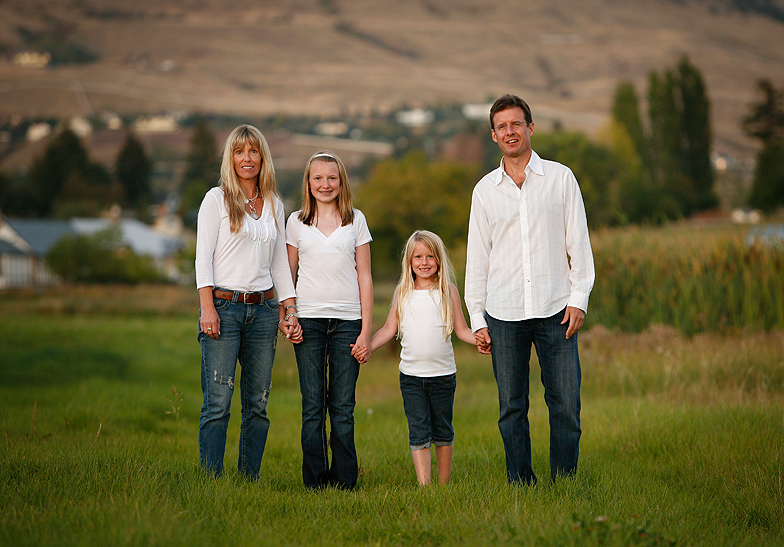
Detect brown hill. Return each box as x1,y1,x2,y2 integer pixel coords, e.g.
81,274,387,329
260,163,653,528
1,0,783,161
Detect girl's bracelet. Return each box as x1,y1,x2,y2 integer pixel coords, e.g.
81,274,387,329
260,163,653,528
284,304,297,312
283,312,298,322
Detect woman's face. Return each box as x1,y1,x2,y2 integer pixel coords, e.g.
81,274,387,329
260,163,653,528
233,140,261,183
308,160,341,205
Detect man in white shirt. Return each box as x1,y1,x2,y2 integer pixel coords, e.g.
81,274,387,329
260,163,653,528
465,94,595,485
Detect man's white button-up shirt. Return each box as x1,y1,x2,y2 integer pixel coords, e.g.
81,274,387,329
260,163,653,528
465,151,595,332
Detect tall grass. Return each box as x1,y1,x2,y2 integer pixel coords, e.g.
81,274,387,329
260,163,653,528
588,223,784,333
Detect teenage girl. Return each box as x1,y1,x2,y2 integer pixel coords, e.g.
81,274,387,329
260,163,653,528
286,151,373,490
358,230,475,486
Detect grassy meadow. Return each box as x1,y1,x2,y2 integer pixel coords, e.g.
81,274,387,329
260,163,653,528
1,223,783,546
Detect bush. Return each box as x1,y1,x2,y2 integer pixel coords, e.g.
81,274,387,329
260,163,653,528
45,225,166,284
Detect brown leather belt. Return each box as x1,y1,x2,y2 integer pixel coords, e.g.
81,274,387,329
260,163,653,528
212,288,274,304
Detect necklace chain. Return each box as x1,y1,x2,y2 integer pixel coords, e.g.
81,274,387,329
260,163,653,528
245,188,259,219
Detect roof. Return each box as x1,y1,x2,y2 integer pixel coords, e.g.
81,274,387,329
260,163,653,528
2,217,183,259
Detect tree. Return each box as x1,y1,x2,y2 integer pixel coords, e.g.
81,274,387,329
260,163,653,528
27,128,90,215
46,225,164,283
676,55,717,211
742,79,784,146
743,79,784,212
610,80,646,160
180,118,220,220
115,131,152,209
26,128,119,218
357,151,478,278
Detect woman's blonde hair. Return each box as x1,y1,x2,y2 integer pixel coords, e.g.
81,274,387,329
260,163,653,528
297,151,355,226
394,230,455,339
219,124,278,233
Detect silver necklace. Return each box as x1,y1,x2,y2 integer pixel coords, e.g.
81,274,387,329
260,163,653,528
245,189,260,220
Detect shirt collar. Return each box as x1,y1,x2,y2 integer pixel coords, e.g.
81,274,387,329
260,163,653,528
494,150,544,185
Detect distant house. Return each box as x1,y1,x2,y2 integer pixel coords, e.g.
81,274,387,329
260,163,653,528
0,215,185,288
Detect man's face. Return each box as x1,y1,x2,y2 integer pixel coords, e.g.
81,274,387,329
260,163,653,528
491,107,534,159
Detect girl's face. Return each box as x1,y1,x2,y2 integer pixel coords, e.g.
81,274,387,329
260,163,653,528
410,241,439,283
233,140,261,183
309,160,341,205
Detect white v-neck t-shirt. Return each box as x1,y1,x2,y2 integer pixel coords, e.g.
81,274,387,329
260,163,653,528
286,209,372,320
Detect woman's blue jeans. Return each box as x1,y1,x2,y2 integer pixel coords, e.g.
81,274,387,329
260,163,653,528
294,318,362,489
486,308,581,484
198,293,278,480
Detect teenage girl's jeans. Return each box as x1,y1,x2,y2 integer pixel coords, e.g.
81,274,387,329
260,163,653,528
198,293,278,480
486,308,582,485
294,318,362,489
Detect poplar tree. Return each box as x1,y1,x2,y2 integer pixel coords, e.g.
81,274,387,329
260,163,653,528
743,79,784,212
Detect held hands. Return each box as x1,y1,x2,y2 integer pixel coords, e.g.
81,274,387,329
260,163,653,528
351,334,372,364
475,328,491,354
279,316,303,343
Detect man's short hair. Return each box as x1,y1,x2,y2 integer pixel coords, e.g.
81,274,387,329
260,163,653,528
490,94,533,129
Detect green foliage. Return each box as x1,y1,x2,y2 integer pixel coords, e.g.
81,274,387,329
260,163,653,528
357,151,479,278
115,131,152,209
45,225,165,284
610,57,716,221
533,131,626,227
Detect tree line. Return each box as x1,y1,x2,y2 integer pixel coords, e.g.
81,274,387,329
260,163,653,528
1,57,783,282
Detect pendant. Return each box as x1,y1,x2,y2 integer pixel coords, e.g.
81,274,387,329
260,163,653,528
250,211,259,220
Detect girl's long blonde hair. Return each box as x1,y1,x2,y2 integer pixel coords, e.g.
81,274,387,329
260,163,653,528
394,230,455,339
297,151,355,226
219,124,278,233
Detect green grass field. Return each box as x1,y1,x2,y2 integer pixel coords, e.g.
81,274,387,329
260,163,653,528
1,301,782,546
2,223,783,546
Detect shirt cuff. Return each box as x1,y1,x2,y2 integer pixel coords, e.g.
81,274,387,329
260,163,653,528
567,292,590,313
469,313,488,333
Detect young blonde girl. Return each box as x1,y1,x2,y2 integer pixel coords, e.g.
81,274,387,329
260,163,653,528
360,230,475,486
286,151,373,490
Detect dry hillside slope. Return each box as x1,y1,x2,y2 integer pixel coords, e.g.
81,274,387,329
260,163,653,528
1,0,783,160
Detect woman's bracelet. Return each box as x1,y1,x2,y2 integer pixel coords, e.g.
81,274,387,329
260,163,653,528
284,304,297,312
283,312,298,322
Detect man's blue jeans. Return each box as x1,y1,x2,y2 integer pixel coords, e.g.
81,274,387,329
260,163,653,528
198,293,278,480
294,318,362,489
486,308,581,484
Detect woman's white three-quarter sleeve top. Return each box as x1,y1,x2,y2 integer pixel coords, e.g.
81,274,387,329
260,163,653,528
195,187,295,301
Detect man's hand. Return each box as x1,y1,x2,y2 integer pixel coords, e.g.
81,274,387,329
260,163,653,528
561,306,585,339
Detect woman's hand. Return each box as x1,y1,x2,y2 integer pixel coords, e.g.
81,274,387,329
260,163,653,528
198,286,220,339
280,315,302,343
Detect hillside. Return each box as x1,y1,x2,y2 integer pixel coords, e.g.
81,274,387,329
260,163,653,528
1,0,783,161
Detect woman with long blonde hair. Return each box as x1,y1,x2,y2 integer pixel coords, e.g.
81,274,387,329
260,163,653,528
195,124,301,480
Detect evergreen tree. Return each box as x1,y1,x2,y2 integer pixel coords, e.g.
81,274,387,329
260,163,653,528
676,55,717,211
115,131,152,209
27,128,90,215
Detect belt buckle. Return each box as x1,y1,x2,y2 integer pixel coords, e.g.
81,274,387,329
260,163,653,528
243,292,252,304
